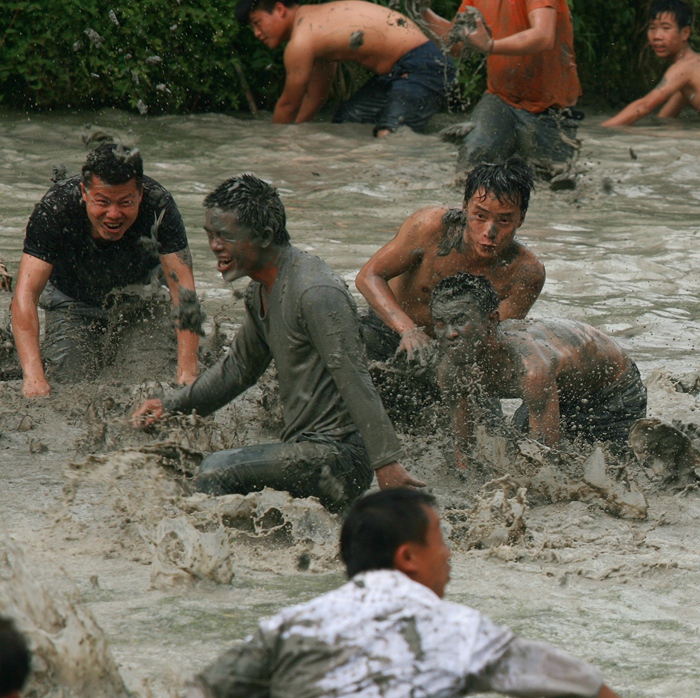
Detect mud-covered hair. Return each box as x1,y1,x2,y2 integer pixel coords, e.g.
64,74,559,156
341,489,436,578
650,0,693,29
430,272,499,317
81,143,144,189
0,616,31,696
235,0,297,23
203,174,290,245
463,157,534,216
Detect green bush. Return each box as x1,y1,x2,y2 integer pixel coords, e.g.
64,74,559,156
0,0,285,112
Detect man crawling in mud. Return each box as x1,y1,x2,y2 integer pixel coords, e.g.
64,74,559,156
235,0,455,136
603,0,700,127
431,273,647,467
356,158,544,364
11,143,199,397
133,174,422,511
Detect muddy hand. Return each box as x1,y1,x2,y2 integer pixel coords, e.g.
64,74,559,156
398,327,432,365
0,258,12,292
22,376,51,398
131,398,166,428
375,461,426,489
450,8,493,54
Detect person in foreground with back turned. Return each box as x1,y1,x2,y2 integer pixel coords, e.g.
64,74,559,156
184,488,621,697
132,174,422,511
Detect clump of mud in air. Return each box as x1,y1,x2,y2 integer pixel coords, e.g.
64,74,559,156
349,30,364,51
0,538,130,698
176,287,206,336
445,475,528,550
447,7,490,52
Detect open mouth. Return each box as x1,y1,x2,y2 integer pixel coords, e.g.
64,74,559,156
102,221,124,236
217,257,233,273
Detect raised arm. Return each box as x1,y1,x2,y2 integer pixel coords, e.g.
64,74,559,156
273,41,318,124
602,66,690,126
160,247,200,385
11,254,53,397
355,207,439,357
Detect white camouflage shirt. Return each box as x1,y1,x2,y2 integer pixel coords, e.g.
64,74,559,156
191,570,604,698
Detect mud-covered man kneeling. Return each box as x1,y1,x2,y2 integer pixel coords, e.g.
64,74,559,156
133,174,423,511
432,273,647,468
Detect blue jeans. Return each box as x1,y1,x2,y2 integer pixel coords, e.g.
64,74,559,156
333,41,456,135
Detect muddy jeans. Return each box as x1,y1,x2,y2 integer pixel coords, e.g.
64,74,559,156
458,93,581,175
39,276,176,381
333,42,456,135
195,432,374,512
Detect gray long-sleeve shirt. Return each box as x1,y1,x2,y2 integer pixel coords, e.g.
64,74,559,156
165,246,403,470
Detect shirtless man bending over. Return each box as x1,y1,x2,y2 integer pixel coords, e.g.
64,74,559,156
356,159,545,363
235,0,455,136
432,273,647,467
603,0,700,127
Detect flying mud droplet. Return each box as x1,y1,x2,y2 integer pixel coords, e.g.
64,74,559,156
83,28,104,48
136,100,148,116
108,9,120,26
177,287,206,336
629,147,638,161
349,30,365,51
145,55,163,66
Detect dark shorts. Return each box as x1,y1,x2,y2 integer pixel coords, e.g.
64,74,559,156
39,274,176,382
333,41,456,135
457,93,581,176
513,363,647,449
194,432,374,513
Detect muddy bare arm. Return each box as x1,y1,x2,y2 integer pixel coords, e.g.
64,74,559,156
497,253,546,320
439,359,476,468
658,89,689,118
273,41,317,124
356,208,439,358
602,68,690,126
11,253,53,398
295,60,336,123
521,371,560,447
375,461,426,489
160,249,199,385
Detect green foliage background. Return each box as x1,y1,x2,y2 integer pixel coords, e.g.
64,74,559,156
1,0,699,114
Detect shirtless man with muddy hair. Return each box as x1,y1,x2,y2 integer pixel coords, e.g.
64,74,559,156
431,273,646,467
133,174,422,511
235,0,455,136
356,158,544,364
603,0,700,127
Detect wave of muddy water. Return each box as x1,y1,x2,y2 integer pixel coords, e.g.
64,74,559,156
1,109,700,696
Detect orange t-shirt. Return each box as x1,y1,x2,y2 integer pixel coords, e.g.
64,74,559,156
458,0,581,112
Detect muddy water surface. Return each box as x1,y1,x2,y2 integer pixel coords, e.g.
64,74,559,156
1,109,700,697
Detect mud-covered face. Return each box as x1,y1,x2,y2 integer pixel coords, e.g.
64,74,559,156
81,176,142,242
408,507,451,598
432,295,491,365
648,12,690,58
463,189,524,260
249,7,287,48
204,207,264,283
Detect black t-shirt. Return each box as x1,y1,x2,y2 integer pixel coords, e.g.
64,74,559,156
24,174,189,305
